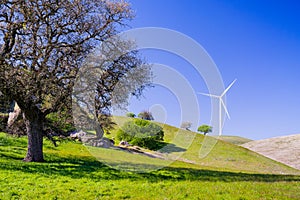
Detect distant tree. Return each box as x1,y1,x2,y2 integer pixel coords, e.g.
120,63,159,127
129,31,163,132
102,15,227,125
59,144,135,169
126,112,136,118
180,121,192,131
138,111,154,121
197,125,212,135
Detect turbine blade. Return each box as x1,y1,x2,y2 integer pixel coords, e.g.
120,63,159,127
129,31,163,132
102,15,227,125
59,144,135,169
221,79,237,97
221,99,230,119
198,92,219,98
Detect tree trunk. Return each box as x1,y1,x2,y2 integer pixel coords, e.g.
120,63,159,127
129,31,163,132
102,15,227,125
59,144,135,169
95,122,104,139
23,110,45,162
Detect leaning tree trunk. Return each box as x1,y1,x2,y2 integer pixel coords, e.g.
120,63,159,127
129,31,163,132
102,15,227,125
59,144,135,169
23,109,45,162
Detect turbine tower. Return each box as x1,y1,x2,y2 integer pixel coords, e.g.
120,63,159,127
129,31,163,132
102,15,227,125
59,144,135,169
199,79,236,136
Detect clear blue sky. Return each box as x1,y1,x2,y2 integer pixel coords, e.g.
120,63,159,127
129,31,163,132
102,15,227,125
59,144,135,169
120,0,300,140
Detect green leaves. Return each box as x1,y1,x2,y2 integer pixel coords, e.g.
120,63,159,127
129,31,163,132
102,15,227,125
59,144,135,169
117,119,164,149
197,125,212,135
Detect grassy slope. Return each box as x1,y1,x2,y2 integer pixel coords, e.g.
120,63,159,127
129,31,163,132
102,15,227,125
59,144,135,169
109,116,299,175
216,135,252,145
0,132,300,200
1,120,300,199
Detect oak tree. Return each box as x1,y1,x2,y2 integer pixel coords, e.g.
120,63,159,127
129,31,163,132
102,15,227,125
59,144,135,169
197,125,212,136
0,0,150,162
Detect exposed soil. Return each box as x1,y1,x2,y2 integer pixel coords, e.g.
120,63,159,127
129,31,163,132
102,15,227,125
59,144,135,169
242,134,300,170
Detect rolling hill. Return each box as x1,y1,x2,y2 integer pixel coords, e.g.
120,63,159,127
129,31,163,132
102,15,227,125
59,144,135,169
215,135,252,145
1,121,300,199
242,134,300,170
105,116,299,174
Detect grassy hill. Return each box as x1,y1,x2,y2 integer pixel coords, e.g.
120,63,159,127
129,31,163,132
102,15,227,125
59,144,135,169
242,134,300,170
216,135,252,145
0,119,300,199
107,116,299,174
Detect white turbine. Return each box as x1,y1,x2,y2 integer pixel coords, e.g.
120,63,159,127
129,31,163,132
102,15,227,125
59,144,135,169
199,79,236,136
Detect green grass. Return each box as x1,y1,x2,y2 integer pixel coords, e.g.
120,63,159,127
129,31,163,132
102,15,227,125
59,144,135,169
217,135,253,145
1,125,300,199
108,117,299,174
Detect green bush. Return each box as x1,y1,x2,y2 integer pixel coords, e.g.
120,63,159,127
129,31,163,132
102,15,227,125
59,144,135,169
126,112,136,118
117,119,164,150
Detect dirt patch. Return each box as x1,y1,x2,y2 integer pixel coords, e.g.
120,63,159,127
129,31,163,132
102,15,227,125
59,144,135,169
242,134,300,170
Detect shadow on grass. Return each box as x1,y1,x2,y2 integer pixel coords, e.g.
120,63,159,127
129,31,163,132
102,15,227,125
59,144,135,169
157,142,186,153
1,132,299,183
0,134,28,147
0,150,299,183
136,140,186,152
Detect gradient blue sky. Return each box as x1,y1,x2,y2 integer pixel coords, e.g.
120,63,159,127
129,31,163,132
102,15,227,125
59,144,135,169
122,0,300,140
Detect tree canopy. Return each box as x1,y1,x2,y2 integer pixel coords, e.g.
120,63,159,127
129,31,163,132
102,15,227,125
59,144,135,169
0,0,151,162
197,125,212,135
180,121,192,131
138,111,154,121
126,112,136,118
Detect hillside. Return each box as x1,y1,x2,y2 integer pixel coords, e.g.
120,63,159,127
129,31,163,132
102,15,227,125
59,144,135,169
242,134,300,170
1,131,300,199
106,116,299,174
215,135,252,145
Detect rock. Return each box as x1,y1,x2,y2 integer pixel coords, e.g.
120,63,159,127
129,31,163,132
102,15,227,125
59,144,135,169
119,140,129,147
70,130,87,140
87,137,114,148
7,103,27,136
70,130,114,148
70,130,94,143
7,103,21,129
81,134,95,143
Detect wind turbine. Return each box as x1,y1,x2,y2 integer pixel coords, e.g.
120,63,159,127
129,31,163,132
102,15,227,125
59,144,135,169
199,79,236,136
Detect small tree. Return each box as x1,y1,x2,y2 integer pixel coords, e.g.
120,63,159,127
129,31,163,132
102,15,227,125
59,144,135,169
138,111,154,121
180,121,192,131
126,112,136,118
197,125,212,135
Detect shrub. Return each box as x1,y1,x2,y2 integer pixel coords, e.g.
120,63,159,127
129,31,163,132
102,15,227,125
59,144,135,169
116,118,164,150
126,112,136,118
